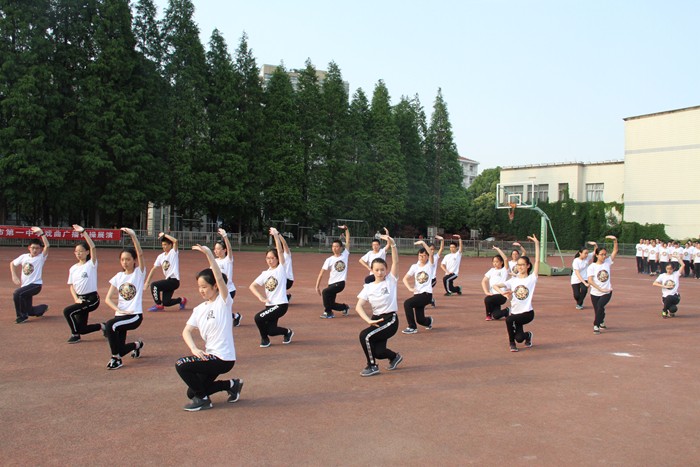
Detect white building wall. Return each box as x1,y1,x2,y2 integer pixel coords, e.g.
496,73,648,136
500,162,623,203
624,106,700,239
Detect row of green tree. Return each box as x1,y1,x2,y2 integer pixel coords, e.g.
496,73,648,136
0,0,469,236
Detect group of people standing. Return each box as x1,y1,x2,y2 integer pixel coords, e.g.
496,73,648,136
635,238,700,278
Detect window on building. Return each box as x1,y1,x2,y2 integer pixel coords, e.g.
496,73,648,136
586,183,604,202
534,184,549,203
558,183,569,201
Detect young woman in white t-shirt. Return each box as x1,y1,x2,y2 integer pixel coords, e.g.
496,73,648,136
103,228,146,370
401,240,435,333
653,262,684,318
63,225,102,343
587,236,619,334
249,228,292,348
175,244,242,412
214,228,241,327
481,246,509,321
570,241,597,310
494,235,540,352
355,235,402,377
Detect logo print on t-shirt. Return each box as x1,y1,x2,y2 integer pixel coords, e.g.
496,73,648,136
264,276,278,292
22,263,34,276
664,279,676,289
119,283,137,301
416,271,429,284
514,285,529,300
597,270,609,283
162,260,170,272
81,272,88,279
334,261,346,272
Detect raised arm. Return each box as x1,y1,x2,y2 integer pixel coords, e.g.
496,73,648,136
606,235,619,261
513,242,526,257
192,244,227,299
435,235,445,257
218,228,234,256
527,234,540,276
492,245,508,266
456,234,463,253
339,225,350,251
382,235,398,277
382,227,391,252
160,232,179,251
416,240,433,264
31,227,50,256
73,224,97,263
121,228,144,272
269,227,285,265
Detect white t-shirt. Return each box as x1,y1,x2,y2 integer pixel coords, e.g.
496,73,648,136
154,249,180,280
406,261,433,295
13,253,46,286
682,248,691,261
570,256,592,285
68,260,98,295
254,265,288,306
323,249,350,284
357,273,398,316
430,253,440,279
187,294,236,361
361,249,386,269
283,251,294,281
215,255,236,293
441,252,462,275
642,244,649,258
588,258,613,297
109,267,146,315
648,245,659,261
635,243,643,257
503,273,538,315
508,259,518,275
485,267,509,294
655,271,681,297
659,247,670,263
670,247,681,263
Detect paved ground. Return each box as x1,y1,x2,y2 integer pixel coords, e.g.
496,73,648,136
2,246,699,466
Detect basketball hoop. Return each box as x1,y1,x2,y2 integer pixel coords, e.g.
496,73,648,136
508,202,517,222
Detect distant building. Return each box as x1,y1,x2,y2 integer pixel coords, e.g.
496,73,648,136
500,160,625,204
458,156,479,189
498,104,700,239
260,64,349,94
623,105,700,239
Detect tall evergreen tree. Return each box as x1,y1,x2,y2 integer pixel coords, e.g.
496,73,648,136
78,0,156,226
345,88,372,222
425,88,467,230
162,0,209,229
205,29,246,225
365,80,406,228
318,61,353,219
0,0,57,223
132,0,163,70
260,64,304,223
294,59,325,226
395,95,429,228
231,32,264,233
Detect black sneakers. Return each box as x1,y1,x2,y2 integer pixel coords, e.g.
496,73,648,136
388,353,403,371
525,331,533,348
233,313,241,327
107,357,123,370
184,396,212,412
131,340,143,358
283,329,294,344
360,365,379,377
67,335,81,344
227,379,244,403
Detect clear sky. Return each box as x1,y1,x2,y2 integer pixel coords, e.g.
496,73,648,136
153,0,700,170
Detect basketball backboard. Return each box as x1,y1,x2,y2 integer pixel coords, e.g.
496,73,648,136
496,181,536,209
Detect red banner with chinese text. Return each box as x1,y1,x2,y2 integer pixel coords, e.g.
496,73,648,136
0,226,122,241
